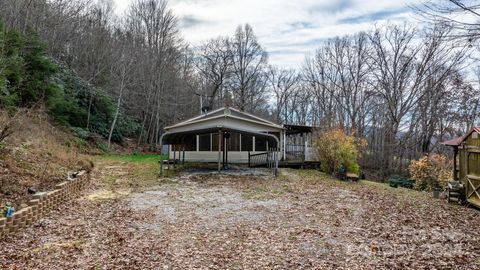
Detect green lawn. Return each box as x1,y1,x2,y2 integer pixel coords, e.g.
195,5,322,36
98,153,167,164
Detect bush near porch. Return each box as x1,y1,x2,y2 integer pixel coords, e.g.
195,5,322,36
313,129,366,175
409,154,452,191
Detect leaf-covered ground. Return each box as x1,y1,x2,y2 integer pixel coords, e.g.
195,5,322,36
1,158,479,269
0,110,92,210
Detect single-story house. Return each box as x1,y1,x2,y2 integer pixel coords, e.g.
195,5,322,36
160,107,316,169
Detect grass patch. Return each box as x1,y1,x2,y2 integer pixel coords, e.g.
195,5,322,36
283,169,430,203
92,153,180,197
242,187,270,200
360,180,427,200
241,181,294,200
88,190,131,202
288,169,353,188
98,153,167,164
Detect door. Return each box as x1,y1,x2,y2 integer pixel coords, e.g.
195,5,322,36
466,151,480,206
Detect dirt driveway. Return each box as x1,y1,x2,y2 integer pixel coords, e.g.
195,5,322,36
1,160,480,269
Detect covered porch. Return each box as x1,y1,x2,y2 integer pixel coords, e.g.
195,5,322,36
160,126,280,176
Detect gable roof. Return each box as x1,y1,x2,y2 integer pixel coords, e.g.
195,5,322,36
441,127,480,147
164,107,283,130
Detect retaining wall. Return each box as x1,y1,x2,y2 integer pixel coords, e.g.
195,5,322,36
0,170,90,236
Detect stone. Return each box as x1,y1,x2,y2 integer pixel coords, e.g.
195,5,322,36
33,192,48,200
28,199,40,206
55,182,68,190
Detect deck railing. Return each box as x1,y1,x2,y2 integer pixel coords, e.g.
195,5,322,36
285,144,305,162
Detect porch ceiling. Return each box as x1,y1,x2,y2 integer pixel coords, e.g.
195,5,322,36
160,126,279,146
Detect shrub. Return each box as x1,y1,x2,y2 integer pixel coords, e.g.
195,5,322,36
0,25,59,108
409,154,452,191
313,129,366,174
388,175,415,189
70,127,90,140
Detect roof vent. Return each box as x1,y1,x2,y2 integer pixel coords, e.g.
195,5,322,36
201,106,210,114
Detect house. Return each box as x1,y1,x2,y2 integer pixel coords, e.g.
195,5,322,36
442,127,480,207
160,107,317,172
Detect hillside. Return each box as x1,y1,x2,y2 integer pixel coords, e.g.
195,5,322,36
0,109,92,209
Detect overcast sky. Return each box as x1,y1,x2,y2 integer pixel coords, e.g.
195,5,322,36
113,0,422,68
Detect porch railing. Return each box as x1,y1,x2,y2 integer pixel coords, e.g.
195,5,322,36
248,148,279,176
248,151,268,167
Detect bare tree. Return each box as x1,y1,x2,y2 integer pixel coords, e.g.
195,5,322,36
229,24,268,112
126,0,188,146
415,0,480,42
195,37,232,109
107,30,135,149
267,66,299,123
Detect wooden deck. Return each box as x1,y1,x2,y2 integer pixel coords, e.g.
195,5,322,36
279,160,320,169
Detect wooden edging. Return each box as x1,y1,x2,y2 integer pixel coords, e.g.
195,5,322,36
0,170,90,236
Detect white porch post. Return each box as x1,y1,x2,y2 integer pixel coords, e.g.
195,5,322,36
305,138,308,161
196,135,199,152
217,130,222,172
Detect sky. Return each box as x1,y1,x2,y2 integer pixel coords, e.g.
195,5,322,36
113,0,423,68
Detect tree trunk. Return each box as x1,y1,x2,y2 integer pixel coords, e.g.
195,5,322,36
107,71,125,149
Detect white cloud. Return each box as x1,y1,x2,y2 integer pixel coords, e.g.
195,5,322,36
114,0,423,68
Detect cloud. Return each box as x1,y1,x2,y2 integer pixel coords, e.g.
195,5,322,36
338,7,411,24
179,15,209,28
308,0,354,14
114,0,423,68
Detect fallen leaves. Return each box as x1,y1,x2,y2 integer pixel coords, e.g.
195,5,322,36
0,165,479,270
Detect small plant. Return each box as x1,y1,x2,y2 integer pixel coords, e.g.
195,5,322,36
313,128,366,175
409,154,452,191
0,110,17,144
70,127,89,140
388,175,415,189
96,142,109,153
3,202,14,217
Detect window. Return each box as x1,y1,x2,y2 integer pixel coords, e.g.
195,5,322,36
255,137,267,151
241,135,253,151
228,133,240,151
184,135,196,151
212,133,222,151
199,134,211,151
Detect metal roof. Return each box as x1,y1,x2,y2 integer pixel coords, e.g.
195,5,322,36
165,107,283,130
284,124,318,135
160,126,279,145
441,127,480,147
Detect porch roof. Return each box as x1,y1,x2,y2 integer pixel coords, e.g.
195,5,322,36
160,125,279,146
284,124,317,135
165,107,283,131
